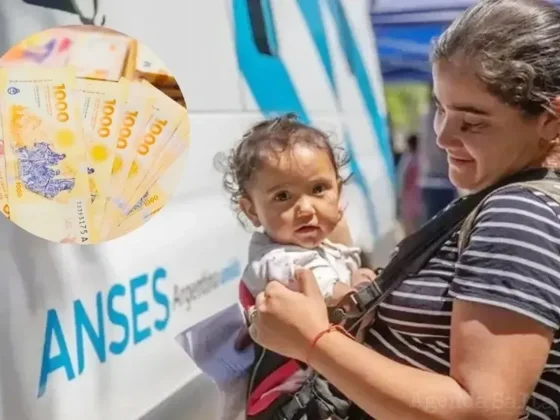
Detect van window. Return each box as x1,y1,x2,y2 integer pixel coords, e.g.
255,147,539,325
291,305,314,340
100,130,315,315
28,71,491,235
247,0,278,56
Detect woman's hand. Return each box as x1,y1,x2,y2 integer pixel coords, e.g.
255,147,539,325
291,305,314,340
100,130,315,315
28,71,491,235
248,268,330,361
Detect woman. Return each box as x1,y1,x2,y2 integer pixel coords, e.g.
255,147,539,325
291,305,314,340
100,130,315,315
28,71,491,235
246,1,560,419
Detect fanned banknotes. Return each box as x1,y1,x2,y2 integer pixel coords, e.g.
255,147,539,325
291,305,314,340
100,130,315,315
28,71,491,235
100,80,156,239
118,80,187,214
124,115,190,219
0,65,189,244
108,152,186,240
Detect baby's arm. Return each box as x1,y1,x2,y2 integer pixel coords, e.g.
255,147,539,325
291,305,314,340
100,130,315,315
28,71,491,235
245,248,342,302
331,281,354,304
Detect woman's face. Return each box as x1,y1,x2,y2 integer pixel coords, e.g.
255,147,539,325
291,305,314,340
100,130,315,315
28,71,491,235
432,59,559,192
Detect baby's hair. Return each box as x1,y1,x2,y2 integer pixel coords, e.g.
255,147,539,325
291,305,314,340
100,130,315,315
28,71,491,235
215,113,350,212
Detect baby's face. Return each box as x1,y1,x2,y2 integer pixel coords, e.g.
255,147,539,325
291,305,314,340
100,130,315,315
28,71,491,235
241,144,341,249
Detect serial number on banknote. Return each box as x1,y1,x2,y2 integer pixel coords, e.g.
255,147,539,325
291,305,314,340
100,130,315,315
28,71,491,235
77,201,89,242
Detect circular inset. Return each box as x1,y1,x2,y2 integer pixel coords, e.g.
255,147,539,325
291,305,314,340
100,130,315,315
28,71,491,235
0,25,189,244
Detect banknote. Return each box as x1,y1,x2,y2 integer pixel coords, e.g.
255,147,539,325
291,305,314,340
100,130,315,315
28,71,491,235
125,116,190,213
0,66,96,243
109,153,185,240
75,77,128,231
67,31,134,81
0,27,73,69
107,202,162,241
99,80,156,240
0,27,134,82
118,80,187,214
135,42,178,87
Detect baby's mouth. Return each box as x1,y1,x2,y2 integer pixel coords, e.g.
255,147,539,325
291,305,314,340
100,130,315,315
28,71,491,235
295,225,320,234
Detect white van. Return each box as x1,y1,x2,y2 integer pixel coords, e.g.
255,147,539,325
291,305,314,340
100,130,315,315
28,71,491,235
0,0,396,419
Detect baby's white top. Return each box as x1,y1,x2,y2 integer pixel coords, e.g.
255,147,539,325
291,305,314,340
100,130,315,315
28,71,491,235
242,231,362,301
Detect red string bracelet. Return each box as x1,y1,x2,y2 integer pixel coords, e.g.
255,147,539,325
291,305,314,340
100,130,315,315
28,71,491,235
305,323,354,365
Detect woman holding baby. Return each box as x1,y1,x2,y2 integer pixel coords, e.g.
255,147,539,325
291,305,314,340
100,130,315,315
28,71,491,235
243,1,560,419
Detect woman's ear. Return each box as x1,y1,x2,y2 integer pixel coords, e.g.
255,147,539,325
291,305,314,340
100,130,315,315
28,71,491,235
239,196,261,227
539,97,560,142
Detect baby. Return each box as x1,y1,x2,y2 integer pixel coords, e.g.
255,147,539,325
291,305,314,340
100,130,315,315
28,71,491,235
211,113,374,418
224,113,373,304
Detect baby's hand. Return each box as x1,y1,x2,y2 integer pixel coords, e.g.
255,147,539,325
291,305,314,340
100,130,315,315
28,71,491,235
329,269,377,306
330,282,354,306
351,268,377,288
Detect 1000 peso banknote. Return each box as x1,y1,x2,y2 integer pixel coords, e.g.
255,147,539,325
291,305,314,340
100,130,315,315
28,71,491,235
100,79,156,239
0,66,97,243
75,77,128,232
124,115,190,219
111,152,186,239
119,81,187,214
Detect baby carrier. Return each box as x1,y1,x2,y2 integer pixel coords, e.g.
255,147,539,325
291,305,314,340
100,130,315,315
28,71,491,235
240,168,560,420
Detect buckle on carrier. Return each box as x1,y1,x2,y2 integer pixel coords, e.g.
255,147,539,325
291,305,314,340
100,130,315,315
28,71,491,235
329,278,383,328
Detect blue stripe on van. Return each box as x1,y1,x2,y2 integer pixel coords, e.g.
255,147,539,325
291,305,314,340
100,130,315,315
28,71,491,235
343,130,379,238
296,0,336,91
233,0,379,238
232,0,307,116
296,0,379,237
325,0,395,184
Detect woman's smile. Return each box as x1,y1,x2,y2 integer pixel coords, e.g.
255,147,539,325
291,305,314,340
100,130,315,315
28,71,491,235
447,154,474,166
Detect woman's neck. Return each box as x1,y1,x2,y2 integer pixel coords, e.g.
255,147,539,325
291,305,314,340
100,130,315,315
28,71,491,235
521,140,560,171
541,148,560,169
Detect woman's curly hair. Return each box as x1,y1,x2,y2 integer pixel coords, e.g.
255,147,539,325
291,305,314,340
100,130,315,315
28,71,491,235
432,0,560,117
214,113,350,214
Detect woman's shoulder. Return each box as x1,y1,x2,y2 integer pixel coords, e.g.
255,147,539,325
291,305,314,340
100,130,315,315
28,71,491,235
452,181,560,330
465,182,560,253
475,182,560,223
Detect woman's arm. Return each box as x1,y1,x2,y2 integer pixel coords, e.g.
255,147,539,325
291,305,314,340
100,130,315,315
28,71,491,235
308,298,552,420
251,187,560,420
327,214,354,246
315,186,559,419
251,270,552,420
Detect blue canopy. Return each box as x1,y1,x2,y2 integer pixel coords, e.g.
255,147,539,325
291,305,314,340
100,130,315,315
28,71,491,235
370,0,560,83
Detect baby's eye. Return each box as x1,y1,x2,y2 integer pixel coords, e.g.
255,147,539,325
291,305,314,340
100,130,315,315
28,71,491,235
312,183,327,195
274,191,291,201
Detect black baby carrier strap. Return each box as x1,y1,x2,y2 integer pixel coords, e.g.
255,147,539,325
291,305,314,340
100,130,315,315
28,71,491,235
246,168,560,420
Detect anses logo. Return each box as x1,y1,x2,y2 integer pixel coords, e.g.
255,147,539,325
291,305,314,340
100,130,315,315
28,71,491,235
37,267,169,398
37,260,241,398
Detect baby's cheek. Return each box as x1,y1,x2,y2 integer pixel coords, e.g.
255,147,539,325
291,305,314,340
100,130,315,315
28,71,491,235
266,208,290,227
323,195,342,221
275,213,294,232
266,212,296,240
